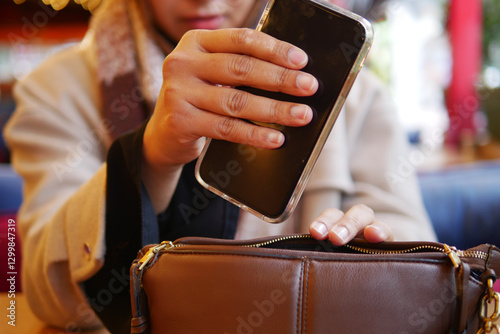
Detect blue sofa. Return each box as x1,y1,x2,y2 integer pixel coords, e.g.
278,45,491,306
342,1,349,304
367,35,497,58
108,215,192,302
1,161,499,250
0,164,23,214
419,159,500,249
0,164,23,292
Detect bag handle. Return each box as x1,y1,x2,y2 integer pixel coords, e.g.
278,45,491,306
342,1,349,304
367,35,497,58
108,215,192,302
475,246,500,334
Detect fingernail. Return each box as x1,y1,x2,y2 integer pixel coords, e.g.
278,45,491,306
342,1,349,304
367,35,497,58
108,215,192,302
368,225,387,239
288,48,308,66
311,221,328,238
267,132,285,146
331,226,349,244
290,105,311,121
296,74,318,92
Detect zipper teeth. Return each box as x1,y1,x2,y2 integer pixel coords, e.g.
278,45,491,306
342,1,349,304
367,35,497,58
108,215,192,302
243,234,312,248
170,235,312,250
457,250,489,260
245,235,489,260
170,235,488,260
240,234,444,254
346,245,489,260
345,244,445,255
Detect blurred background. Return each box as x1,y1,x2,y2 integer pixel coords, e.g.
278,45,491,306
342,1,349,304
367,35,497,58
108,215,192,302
0,0,499,251
1,0,500,165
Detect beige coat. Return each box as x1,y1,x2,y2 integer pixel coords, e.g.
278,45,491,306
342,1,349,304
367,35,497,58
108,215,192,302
5,36,436,329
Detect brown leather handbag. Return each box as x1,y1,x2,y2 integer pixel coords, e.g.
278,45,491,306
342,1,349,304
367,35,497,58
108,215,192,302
130,234,500,334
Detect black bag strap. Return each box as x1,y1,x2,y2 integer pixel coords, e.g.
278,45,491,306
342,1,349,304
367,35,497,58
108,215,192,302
130,255,150,334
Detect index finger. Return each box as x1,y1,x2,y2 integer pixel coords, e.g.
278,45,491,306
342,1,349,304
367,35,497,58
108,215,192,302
193,28,309,69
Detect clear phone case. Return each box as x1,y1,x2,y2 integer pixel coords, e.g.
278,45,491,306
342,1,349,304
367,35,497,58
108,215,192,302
195,0,374,223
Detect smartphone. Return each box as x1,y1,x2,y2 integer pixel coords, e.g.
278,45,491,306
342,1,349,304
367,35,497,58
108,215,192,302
195,0,373,223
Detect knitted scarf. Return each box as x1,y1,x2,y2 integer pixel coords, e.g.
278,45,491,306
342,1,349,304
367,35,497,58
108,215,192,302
88,0,267,140
85,0,167,140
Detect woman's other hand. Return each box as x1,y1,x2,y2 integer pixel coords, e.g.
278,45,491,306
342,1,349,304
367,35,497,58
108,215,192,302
309,204,394,245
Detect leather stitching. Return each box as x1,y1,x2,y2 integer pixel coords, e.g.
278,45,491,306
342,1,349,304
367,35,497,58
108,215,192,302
303,259,310,334
297,259,305,334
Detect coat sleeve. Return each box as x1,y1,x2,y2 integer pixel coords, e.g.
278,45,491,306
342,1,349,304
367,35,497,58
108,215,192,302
342,70,437,241
4,46,112,330
5,44,239,333
3,43,162,332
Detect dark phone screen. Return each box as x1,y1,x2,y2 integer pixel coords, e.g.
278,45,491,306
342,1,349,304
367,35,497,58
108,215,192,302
198,0,367,219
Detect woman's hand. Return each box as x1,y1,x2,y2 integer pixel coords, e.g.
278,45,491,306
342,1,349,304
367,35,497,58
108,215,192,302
144,28,318,171
142,28,318,213
309,205,394,245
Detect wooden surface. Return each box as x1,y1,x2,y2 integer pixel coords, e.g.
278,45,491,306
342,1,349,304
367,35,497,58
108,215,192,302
0,293,109,334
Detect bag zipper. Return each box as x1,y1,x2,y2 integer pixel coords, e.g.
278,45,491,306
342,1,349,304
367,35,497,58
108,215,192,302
137,241,175,271
244,234,488,268
345,243,489,267
137,234,489,271
347,243,464,268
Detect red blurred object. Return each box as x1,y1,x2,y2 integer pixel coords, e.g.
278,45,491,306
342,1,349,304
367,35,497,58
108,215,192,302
445,0,483,146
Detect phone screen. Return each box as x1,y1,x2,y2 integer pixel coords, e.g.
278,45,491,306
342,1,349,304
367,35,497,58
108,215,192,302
196,0,372,221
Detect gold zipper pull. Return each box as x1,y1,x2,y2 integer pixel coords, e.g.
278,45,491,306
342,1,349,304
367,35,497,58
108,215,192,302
138,250,155,271
443,244,462,268
137,241,174,271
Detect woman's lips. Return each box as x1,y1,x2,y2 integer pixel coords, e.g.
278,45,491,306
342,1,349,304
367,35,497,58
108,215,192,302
183,15,226,30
